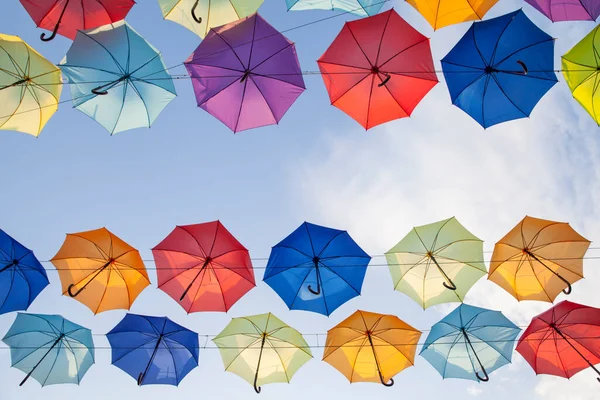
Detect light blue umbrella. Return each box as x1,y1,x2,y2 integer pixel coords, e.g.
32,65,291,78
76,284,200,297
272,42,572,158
420,304,520,382
285,0,384,16
59,21,176,134
2,313,95,386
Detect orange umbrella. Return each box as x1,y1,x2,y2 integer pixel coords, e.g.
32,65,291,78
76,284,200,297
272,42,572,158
51,228,150,314
488,216,590,302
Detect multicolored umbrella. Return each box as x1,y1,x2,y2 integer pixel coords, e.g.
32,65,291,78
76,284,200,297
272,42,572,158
0,34,62,137
3,313,94,386
488,216,590,302
107,314,199,386
442,10,557,128
317,9,438,129
323,310,421,386
385,217,486,309
59,21,177,134
285,0,384,16
263,222,371,316
420,304,520,382
152,221,255,313
185,13,305,133
0,230,48,315
51,227,150,314
20,0,134,41
213,313,312,393
517,300,600,382
407,0,499,30
525,0,600,22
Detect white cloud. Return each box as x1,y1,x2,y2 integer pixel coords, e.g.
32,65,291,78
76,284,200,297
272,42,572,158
467,384,484,396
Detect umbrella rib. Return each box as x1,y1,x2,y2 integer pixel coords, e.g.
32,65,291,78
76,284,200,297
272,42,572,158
41,339,63,387
161,338,181,384
330,73,371,104
223,337,262,370
178,226,209,258
209,222,221,257
531,253,584,279
210,266,231,312
442,60,486,71
481,74,491,125
320,263,361,295
304,224,317,256
157,258,207,288
79,31,127,75
493,39,555,70
467,329,512,364
187,262,210,313
264,338,290,382
345,25,374,67
378,38,431,70
127,80,152,127
374,9,392,67
440,334,464,378
111,265,133,306
212,29,246,70
247,75,278,123
371,333,415,366
111,337,157,364
487,15,515,66
316,230,346,258
289,264,317,309
317,60,371,71
349,336,369,383
247,43,293,74
526,222,562,249
248,70,305,89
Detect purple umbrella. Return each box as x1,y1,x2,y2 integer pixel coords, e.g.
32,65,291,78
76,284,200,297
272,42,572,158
184,13,305,133
525,0,600,21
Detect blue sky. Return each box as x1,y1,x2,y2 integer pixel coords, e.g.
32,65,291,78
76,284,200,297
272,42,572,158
1,0,600,399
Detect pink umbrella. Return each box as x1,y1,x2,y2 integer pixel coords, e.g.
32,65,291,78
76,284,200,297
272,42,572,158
525,0,600,22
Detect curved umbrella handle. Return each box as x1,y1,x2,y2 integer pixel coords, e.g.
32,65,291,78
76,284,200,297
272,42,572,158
516,60,528,75
476,369,489,382
40,28,59,42
253,382,261,394
191,0,202,24
443,280,457,291
378,74,391,87
562,281,572,295
307,284,321,295
378,375,394,387
67,283,85,298
137,372,145,386
91,86,109,96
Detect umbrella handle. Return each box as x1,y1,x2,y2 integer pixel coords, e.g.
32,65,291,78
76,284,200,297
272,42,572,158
516,60,528,75
91,87,109,96
476,370,489,382
562,281,572,295
379,375,394,387
40,27,59,42
67,283,85,298
191,0,202,24
307,284,321,295
253,382,261,394
443,281,457,291
378,74,391,87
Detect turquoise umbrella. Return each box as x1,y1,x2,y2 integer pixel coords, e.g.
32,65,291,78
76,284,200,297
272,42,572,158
2,313,95,386
285,0,384,16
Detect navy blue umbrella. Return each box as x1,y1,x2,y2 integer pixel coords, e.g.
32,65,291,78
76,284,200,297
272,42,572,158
442,10,557,128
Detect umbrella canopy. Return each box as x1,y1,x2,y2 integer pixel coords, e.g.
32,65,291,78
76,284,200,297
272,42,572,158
20,0,134,41
407,0,499,30
213,312,312,393
285,0,384,16
158,0,264,38
107,314,199,386
3,313,94,386
51,227,150,314
184,13,305,133
317,9,438,129
420,304,520,382
152,221,255,313
0,34,62,137
517,300,600,382
59,21,177,134
488,216,590,302
323,310,421,386
0,230,49,315
442,10,557,128
385,217,486,309
525,0,600,22
263,222,371,316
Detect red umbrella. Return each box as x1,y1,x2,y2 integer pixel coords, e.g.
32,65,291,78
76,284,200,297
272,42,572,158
20,0,135,41
152,221,256,313
516,300,600,383
317,9,438,130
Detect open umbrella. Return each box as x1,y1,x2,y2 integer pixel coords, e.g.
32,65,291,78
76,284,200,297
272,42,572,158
0,34,62,137
323,310,421,386
152,221,256,313
420,304,520,382
517,300,600,382
285,0,384,16
263,222,371,316
0,229,48,315
488,216,590,302
51,227,150,314
107,314,199,386
59,21,177,134
525,0,600,22
385,217,486,309
213,312,312,393
20,0,135,41
317,9,438,129
3,313,94,386
407,0,499,30
184,13,305,133
442,10,557,128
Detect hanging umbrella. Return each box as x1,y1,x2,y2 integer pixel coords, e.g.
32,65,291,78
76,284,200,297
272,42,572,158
263,222,371,316
59,21,177,134
184,13,305,133
385,217,486,309
152,221,256,313
407,0,499,30
420,304,521,382
158,0,264,38
213,312,312,393
285,0,384,16
323,310,421,386
107,314,199,386
317,9,438,130
441,10,557,128
525,0,600,22
20,0,135,41
50,227,150,314
488,216,590,302
2,313,94,386
517,300,600,382
0,229,49,315
0,34,62,137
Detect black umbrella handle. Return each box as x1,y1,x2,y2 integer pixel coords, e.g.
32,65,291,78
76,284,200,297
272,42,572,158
180,258,211,301
461,329,490,383
367,333,395,387
525,251,572,295
430,254,458,291
253,334,267,394
378,74,391,87
19,334,64,386
307,259,322,296
138,335,163,386
68,259,113,298
191,0,202,23
40,0,70,42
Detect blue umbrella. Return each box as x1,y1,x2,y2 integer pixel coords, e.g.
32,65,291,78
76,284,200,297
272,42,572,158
59,21,177,134
285,0,384,16
420,304,521,382
263,222,371,316
2,313,95,386
442,10,557,128
0,230,49,315
107,314,199,386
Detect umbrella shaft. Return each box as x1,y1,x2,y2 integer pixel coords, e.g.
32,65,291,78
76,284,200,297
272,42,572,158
367,333,385,383
526,251,570,285
139,335,163,385
0,79,27,91
253,335,267,391
429,255,456,289
551,326,600,375
180,259,210,301
461,329,488,379
73,259,113,293
20,334,64,386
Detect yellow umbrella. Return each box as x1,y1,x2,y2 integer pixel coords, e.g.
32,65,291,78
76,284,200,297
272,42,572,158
489,216,591,302
406,0,499,30
323,310,421,386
